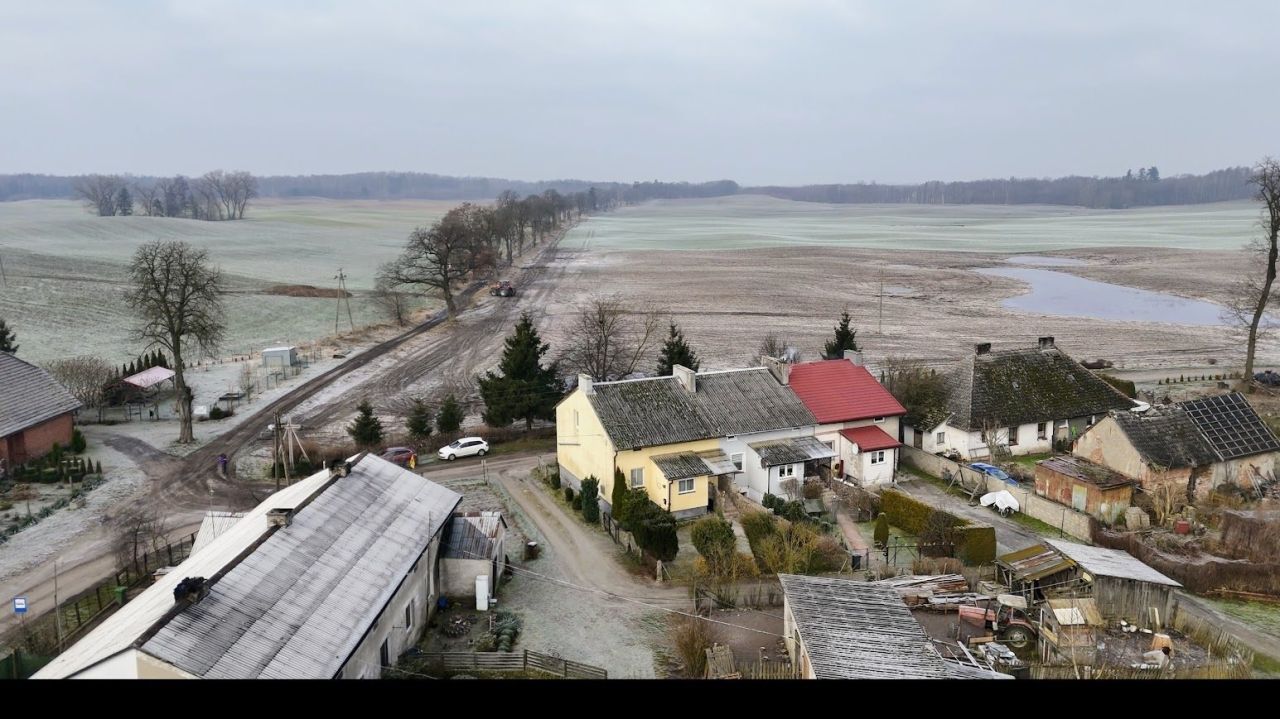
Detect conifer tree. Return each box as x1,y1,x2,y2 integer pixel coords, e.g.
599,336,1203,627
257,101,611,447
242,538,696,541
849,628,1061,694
346,399,385,447
823,309,861,359
405,398,433,440
655,322,700,376
436,394,464,433
477,312,562,429
0,318,17,354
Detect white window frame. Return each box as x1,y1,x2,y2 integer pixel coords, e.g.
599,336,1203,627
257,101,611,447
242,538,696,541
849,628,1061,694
677,477,695,494
822,440,835,452
935,431,946,445
870,450,886,465
873,416,886,424
778,464,796,479
730,453,744,472
630,467,645,488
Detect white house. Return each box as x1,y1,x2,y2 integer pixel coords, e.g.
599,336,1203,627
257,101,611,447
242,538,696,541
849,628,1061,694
903,338,1134,461
775,353,907,486
34,454,461,680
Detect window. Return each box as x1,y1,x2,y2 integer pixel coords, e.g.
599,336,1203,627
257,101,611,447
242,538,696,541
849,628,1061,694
822,441,835,452
730,453,744,472
778,464,796,478
870,450,886,465
1037,422,1047,440
405,601,413,630
678,478,695,494
574,409,579,429
1008,425,1019,446
873,416,886,424
1088,415,1096,426
935,432,946,445
380,639,390,668
630,467,645,488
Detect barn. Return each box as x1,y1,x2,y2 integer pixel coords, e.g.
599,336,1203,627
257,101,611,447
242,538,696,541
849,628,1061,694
0,352,82,465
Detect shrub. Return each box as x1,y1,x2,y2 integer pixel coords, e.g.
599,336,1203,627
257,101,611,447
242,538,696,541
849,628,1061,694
802,480,824,500
740,510,777,549
70,429,87,454
630,499,679,562
690,516,735,559
208,406,227,420
762,493,780,511
781,501,808,523
580,476,600,523
873,513,890,547
564,486,575,503
611,468,632,523
1098,373,1137,399
758,522,838,574
571,494,582,510
954,525,996,565
671,616,722,678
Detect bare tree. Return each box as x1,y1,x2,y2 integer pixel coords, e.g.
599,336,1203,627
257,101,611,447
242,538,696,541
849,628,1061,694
379,206,477,319
882,356,949,429
372,269,411,326
227,171,258,219
44,356,114,422
112,506,170,573
72,174,124,216
124,241,226,443
559,294,665,381
979,419,1012,463
1228,158,1280,389
133,182,161,217
757,333,800,364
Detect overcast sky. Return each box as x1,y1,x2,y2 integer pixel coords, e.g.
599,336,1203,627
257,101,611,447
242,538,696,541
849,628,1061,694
2,1,1276,185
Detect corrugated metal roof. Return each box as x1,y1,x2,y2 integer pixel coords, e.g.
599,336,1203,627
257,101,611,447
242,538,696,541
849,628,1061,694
587,368,816,449
748,436,836,467
778,574,950,679
443,512,506,560
788,360,906,423
0,351,82,438
996,544,1077,582
190,511,246,556
1045,539,1182,588
34,456,461,679
1037,455,1132,490
839,425,903,452
651,451,715,480
696,450,738,475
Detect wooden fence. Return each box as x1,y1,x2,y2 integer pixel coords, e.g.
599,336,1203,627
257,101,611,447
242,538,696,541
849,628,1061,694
418,650,608,679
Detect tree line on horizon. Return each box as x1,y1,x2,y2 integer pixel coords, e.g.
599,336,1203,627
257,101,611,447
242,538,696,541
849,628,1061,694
69,170,258,220
0,166,1256,209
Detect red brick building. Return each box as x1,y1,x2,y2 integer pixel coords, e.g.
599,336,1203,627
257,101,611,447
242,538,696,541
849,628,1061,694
1,352,82,465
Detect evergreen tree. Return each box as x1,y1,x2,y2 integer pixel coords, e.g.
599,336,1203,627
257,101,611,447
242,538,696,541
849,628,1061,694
874,513,890,547
405,398,433,440
0,318,17,354
115,186,133,215
655,322,700,376
823,309,861,359
611,467,631,523
477,312,562,429
346,399,384,447
126,360,136,376
436,394,464,433
580,476,600,523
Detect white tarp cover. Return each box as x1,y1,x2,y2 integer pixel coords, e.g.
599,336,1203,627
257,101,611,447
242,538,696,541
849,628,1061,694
980,490,1020,513
123,366,176,389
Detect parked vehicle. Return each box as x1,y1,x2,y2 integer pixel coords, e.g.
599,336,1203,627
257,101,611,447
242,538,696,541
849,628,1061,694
380,446,418,469
489,281,515,297
437,437,489,461
958,594,1037,648
1254,370,1280,387
969,462,1017,486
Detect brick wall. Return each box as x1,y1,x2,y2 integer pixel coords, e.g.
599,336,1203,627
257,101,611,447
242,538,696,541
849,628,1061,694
0,413,74,464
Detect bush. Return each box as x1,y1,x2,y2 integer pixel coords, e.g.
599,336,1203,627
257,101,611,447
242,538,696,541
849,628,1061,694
580,476,600,523
802,480,824,500
762,493,780,511
208,406,228,420
1098,373,1137,399
630,499,679,562
758,522,842,575
873,513,890,547
690,516,735,558
611,468,632,523
954,525,996,565
781,501,808,523
550,469,561,490
70,429,87,454
563,486,574,503
572,494,582,510
672,616,722,678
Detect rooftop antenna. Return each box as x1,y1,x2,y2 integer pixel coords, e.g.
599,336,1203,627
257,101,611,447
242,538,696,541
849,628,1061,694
333,268,354,334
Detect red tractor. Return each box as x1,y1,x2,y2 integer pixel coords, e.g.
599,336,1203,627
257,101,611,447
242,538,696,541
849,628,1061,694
958,594,1037,648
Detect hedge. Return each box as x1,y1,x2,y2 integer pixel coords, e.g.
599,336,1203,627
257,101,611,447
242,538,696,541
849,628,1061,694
880,489,995,566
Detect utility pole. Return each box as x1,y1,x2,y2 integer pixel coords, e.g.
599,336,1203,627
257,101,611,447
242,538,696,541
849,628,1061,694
54,557,64,653
333,268,354,333
878,266,884,336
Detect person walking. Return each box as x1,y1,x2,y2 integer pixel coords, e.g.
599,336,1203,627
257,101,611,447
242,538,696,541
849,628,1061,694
216,453,228,478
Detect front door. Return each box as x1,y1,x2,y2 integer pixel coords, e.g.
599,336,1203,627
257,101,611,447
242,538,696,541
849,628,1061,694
7,433,26,464
1071,485,1088,512
912,429,922,449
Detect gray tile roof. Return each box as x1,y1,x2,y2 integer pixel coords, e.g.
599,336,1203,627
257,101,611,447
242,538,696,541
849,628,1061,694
0,352,82,438
1180,392,1280,460
587,368,816,449
443,512,506,560
1109,408,1219,468
778,574,950,679
748,436,837,467
939,346,1133,431
139,456,462,679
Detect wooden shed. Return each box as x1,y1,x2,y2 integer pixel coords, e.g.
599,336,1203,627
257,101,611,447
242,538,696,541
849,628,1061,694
1037,597,1103,665
1034,455,1133,524
1044,540,1181,630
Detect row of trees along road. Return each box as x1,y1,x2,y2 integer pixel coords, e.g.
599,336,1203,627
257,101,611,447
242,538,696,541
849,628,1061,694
380,188,614,319
73,171,258,220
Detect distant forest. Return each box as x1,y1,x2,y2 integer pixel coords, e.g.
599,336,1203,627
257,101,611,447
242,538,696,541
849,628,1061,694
0,166,1256,209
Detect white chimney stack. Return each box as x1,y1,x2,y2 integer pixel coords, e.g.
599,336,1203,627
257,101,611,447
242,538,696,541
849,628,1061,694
673,365,697,393
578,373,594,396
844,349,864,366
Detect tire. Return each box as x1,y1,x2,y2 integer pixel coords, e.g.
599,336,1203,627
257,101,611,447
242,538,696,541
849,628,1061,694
1001,626,1032,649
446,454,456,461
478,449,487,456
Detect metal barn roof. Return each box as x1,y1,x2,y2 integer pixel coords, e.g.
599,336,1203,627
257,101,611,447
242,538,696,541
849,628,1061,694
1044,539,1182,588
839,425,903,452
778,574,950,679
443,512,506,560
748,436,836,467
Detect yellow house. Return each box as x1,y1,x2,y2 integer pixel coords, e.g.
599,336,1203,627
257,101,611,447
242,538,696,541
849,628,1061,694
557,365,817,519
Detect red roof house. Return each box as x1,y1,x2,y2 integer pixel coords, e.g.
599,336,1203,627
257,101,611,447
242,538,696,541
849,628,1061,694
788,360,905,423
839,426,903,452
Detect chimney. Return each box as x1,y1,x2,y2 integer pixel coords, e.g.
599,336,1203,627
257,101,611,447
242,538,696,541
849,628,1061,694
844,349,864,366
578,373,594,396
173,576,208,606
1038,336,1056,350
673,365,697,393
975,342,992,356
762,355,791,385
329,461,351,480
267,508,292,528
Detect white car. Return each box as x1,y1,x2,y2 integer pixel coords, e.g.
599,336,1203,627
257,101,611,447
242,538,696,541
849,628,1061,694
438,437,489,461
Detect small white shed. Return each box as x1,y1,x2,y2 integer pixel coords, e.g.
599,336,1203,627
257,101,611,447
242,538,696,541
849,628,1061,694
261,346,298,368
440,512,508,598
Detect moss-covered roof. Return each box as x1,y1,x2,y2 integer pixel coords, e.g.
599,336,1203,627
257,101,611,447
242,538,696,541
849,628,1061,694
939,345,1134,431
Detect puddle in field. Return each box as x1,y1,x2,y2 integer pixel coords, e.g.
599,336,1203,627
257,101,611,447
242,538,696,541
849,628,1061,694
977,266,1228,326
1005,255,1089,267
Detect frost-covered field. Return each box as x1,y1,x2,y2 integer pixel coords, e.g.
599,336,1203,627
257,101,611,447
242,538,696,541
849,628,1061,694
0,199,450,365
572,195,1260,252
